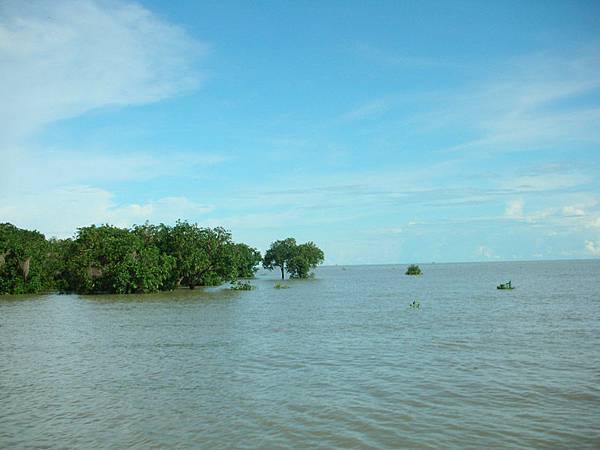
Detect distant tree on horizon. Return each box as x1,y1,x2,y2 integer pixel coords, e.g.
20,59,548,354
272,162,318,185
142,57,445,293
405,264,422,276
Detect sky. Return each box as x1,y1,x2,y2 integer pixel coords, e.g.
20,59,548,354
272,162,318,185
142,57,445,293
1,0,600,264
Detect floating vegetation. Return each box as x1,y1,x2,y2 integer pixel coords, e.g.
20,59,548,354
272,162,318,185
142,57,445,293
274,283,290,289
409,300,421,309
230,281,255,291
497,281,514,290
405,264,422,275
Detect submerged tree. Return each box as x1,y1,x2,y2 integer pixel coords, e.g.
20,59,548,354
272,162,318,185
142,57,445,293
405,264,422,276
60,225,175,294
231,243,262,278
0,223,53,294
0,221,311,295
161,221,239,289
287,242,324,278
262,238,298,280
263,238,324,279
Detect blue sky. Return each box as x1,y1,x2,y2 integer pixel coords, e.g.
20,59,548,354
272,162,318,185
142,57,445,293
1,0,600,264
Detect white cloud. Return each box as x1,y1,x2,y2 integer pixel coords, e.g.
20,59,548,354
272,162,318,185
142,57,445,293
563,206,586,217
505,199,524,219
400,47,600,155
0,0,207,146
475,245,494,259
0,185,213,238
500,173,591,192
0,0,215,236
586,216,600,229
585,240,600,255
107,196,214,228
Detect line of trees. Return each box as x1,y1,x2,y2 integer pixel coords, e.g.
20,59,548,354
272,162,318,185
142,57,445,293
0,222,324,295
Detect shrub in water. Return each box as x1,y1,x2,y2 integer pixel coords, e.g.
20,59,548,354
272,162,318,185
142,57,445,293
230,281,255,291
405,264,422,275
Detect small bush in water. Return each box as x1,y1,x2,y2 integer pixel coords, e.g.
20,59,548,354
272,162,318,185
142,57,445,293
274,283,290,289
230,281,255,290
405,264,422,275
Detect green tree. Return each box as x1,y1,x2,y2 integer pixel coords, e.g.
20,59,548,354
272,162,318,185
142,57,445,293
262,238,297,280
263,238,324,279
162,221,237,289
288,241,324,278
405,264,422,275
61,225,175,294
0,223,52,294
232,243,262,278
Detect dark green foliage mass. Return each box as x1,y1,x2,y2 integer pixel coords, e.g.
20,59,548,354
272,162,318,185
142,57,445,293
59,225,175,294
263,238,324,279
0,223,54,294
232,243,263,278
405,264,422,275
0,221,264,295
1,222,322,295
162,221,241,289
262,238,297,280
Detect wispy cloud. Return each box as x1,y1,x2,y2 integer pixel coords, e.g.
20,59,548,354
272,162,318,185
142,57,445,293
440,48,600,154
0,185,213,238
0,0,207,146
0,0,212,236
475,245,495,259
340,97,396,122
345,46,600,153
585,240,600,255
505,199,524,219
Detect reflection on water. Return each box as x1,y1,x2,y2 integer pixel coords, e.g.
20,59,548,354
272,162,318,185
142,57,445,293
1,261,599,448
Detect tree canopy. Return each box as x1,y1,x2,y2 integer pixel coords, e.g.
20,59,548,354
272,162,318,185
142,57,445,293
0,223,53,294
405,264,422,275
0,222,325,295
263,238,324,279
0,222,263,295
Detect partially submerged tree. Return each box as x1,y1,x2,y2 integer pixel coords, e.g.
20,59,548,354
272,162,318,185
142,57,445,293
60,225,175,294
232,243,262,278
0,223,53,294
0,221,313,295
405,264,422,276
288,242,324,278
263,238,324,279
262,238,298,280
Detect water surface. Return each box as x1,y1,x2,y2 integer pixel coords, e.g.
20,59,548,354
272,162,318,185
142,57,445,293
1,261,599,448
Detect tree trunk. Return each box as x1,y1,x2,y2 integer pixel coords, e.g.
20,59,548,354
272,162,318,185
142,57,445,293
0,250,8,268
280,265,285,280
20,257,31,281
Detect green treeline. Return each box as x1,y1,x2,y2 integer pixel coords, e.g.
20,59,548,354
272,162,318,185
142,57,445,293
0,222,324,295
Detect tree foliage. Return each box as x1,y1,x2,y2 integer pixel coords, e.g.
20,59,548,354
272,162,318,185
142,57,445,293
263,238,324,279
0,221,263,295
0,223,53,294
59,225,175,294
160,221,239,289
232,243,263,278
405,264,422,275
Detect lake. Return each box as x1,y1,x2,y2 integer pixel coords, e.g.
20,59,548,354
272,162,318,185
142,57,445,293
1,260,599,448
